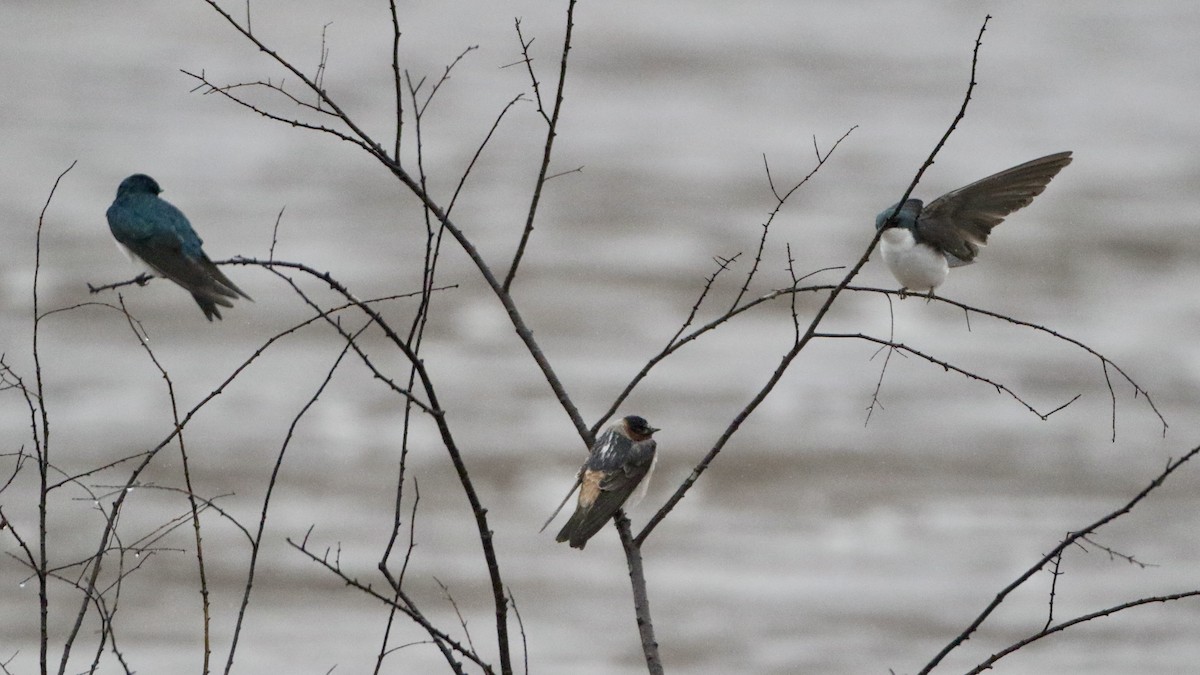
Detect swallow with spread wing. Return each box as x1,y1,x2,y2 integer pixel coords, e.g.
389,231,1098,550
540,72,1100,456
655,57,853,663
876,151,1073,296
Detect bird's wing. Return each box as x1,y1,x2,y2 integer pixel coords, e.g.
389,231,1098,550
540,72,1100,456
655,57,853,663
917,151,1073,265
595,443,656,504
580,442,655,519
107,196,251,303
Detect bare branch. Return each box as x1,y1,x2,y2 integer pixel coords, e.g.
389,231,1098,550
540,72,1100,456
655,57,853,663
616,514,663,675
288,535,486,674
118,298,212,670
224,322,367,673
816,331,1080,420
637,15,990,545
502,0,578,292
33,160,77,671
919,442,1200,674
734,125,857,312
507,588,529,675
198,0,591,458
806,283,1164,438
965,591,1200,675
596,263,842,436
195,1,394,165
448,94,527,215
388,0,404,159
86,273,153,295
883,15,992,226
1075,534,1156,569
864,294,898,424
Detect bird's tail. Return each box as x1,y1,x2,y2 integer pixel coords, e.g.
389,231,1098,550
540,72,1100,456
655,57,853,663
202,257,253,302
555,508,591,549
193,293,226,322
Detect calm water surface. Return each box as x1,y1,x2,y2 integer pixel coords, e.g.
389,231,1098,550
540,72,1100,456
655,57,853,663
2,1,1199,673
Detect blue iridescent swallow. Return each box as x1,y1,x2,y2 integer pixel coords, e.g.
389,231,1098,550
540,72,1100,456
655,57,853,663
875,151,1073,296
106,174,251,320
555,415,659,550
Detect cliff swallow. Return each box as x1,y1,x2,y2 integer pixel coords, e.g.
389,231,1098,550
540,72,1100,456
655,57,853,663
552,415,659,549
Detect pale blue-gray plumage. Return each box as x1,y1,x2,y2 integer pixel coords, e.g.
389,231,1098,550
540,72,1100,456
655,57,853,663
555,415,659,550
106,174,251,320
875,151,1073,295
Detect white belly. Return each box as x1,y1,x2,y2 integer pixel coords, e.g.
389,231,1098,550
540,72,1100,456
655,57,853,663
880,228,948,293
115,240,155,276
625,452,657,511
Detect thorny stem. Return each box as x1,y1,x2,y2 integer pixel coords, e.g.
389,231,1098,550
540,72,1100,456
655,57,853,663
120,306,213,673
238,258,511,674
33,161,75,675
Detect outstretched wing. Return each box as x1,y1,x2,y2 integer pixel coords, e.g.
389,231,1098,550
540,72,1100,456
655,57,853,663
917,151,1073,265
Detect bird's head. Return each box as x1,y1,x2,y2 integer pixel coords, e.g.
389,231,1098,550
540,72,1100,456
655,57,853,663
116,174,163,198
875,199,923,232
622,415,660,441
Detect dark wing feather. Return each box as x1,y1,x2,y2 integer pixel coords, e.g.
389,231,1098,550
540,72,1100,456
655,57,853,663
129,238,249,321
917,151,1073,265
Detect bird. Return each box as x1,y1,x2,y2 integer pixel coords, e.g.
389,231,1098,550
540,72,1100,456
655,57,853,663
105,174,251,321
552,415,660,550
875,151,1073,297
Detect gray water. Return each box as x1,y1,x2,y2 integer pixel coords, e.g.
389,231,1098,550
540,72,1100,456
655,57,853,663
2,1,1199,673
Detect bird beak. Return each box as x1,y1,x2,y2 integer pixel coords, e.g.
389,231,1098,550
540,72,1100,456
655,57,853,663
649,426,661,434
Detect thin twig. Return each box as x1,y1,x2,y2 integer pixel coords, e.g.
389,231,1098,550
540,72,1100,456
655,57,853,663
817,331,1080,420
804,283,1165,438
864,294,899,424
223,323,366,674
434,578,478,655
118,298,212,672
637,15,991,545
200,0,591,469
595,263,842,436
919,443,1200,674
86,274,153,294
33,161,76,673
236,259,512,674
1075,534,1155,568
288,535,484,674
965,591,1200,675
735,126,856,311
503,0,578,292
447,94,526,216
507,588,529,675
388,0,405,159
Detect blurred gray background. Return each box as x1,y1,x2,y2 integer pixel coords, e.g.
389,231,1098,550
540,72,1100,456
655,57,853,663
2,1,1199,673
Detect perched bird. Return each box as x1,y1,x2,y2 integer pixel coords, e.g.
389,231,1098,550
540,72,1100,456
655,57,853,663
553,415,660,550
875,151,1073,296
106,174,251,320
